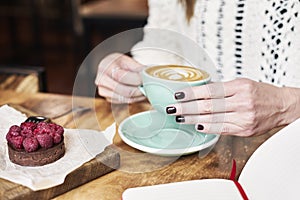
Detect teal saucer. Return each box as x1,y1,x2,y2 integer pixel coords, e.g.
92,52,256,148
118,110,219,156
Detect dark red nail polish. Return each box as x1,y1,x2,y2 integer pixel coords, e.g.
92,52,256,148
197,124,204,130
166,106,176,114
175,92,185,100
176,116,185,123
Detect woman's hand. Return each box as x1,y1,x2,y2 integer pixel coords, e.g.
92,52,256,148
95,53,146,104
166,78,300,137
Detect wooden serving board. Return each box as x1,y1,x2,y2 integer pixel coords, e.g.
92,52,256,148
0,103,120,200
0,146,120,200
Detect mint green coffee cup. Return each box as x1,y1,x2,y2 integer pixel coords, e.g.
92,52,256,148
139,65,211,113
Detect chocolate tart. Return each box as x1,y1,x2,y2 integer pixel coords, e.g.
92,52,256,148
8,140,65,166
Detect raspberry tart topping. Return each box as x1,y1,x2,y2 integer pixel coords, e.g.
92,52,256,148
6,121,64,152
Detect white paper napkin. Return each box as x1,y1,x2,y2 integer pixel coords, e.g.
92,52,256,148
0,105,116,191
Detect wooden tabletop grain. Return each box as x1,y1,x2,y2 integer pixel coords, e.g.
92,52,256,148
0,90,281,200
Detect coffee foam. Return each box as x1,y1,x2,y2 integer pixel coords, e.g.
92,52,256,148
146,65,207,82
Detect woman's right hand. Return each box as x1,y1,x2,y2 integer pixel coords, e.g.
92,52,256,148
94,53,146,104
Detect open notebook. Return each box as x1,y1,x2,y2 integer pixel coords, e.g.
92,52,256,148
122,118,300,200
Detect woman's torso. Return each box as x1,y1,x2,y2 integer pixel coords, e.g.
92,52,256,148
133,0,300,87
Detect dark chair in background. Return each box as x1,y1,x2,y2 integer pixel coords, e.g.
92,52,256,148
0,0,148,95
0,0,42,65
75,0,148,53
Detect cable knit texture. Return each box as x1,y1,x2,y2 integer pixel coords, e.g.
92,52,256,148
131,0,300,87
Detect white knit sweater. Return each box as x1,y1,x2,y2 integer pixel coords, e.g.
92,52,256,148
131,0,300,87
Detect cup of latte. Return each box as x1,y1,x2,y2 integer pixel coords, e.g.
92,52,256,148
139,65,210,113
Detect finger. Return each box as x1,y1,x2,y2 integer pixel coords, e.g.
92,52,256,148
107,95,146,104
175,112,235,124
98,85,144,100
95,53,122,83
111,67,142,86
101,53,145,73
174,80,240,101
95,53,144,84
195,122,245,136
97,76,143,98
166,97,236,115
97,86,116,99
117,54,145,72
110,96,146,104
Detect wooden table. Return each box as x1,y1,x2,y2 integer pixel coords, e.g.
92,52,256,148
0,90,281,200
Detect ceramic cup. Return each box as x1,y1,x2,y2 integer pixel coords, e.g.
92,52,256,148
139,65,211,113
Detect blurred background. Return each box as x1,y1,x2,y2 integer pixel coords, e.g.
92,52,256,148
0,0,148,95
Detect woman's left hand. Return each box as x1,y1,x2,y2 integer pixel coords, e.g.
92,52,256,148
166,78,297,137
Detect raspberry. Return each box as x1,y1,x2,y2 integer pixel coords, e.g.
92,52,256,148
48,123,64,137
6,132,12,141
20,122,36,130
36,134,53,148
20,122,36,137
8,131,20,137
53,133,62,144
47,123,57,134
21,129,34,138
35,126,50,135
55,124,64,136
8,135,24,150
34,122,51,135
36,122,48,129
7,125,21,137
9,125,21,133
23,137,39,152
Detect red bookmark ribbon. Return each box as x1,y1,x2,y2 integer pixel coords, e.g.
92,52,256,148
230,159,249,200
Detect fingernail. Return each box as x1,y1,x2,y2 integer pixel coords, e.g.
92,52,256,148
175,92,185,100
197,124,204,130
166,106,176,114
176,116,185,123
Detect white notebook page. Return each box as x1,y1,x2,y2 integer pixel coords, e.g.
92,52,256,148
239,118,300,199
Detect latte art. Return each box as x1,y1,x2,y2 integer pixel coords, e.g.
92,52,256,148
146,65,208,82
